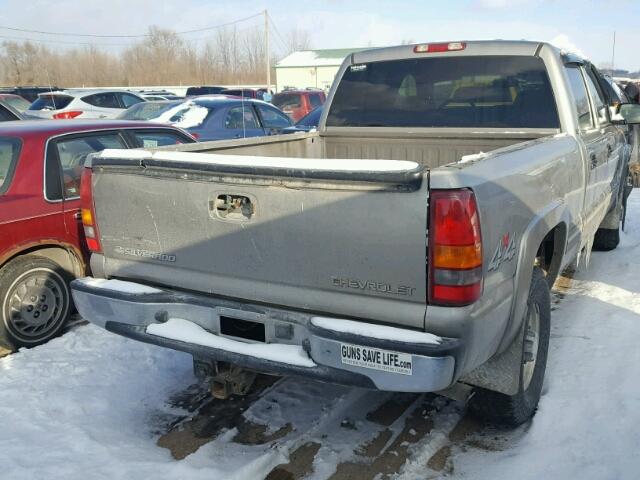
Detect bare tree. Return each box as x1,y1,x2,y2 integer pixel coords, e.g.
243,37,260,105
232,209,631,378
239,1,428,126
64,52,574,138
286,28,312,53
0,25,312,87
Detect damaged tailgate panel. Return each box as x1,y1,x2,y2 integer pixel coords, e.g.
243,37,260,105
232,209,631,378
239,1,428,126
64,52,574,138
89,152,430,328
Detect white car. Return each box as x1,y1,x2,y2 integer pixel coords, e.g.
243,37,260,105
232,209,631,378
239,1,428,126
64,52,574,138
27,89,145,119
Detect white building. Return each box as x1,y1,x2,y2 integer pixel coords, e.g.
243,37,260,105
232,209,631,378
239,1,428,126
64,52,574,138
275,48,366,92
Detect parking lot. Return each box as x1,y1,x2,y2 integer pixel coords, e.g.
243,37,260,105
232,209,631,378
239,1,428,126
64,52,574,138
2,3,640,479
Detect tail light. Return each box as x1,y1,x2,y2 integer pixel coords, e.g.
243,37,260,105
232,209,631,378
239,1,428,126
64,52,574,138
80,167,102,253
428,189,482,306
53,110,83,119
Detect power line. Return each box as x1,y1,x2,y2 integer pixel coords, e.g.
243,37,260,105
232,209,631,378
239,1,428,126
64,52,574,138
0,12,263,39
0,20,265,48
0,33,129,47
267,12,288,51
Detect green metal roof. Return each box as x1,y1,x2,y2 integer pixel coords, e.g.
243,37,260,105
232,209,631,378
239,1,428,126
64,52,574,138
276,48,368,68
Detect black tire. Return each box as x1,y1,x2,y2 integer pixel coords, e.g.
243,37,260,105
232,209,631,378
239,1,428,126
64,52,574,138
593,227,620,251
0,255,73,351
469,267,550,427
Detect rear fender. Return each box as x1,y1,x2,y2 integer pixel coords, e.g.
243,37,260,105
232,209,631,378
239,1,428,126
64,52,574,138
461,201,568,395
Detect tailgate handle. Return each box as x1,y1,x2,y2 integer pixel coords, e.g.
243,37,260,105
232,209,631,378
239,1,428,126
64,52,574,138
211,194,254,221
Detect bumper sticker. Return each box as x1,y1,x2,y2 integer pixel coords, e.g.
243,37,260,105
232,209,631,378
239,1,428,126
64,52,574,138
340,343,412,375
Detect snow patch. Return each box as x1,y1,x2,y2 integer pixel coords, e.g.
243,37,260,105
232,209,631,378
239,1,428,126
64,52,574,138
79,277,161,294
459,151,487,164
99,148,151,159
147,318,316,368
151,102,209,128
96,149,421,173
551,34,586,58
311,317,441,345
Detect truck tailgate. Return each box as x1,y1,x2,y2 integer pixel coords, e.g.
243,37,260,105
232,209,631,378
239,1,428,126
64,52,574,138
90,151,429,328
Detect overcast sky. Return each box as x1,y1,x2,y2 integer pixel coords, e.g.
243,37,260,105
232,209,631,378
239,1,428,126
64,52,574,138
0,0,637,71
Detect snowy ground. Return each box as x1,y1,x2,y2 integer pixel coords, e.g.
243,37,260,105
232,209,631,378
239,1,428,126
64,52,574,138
444,190,640,480
1,192,640,479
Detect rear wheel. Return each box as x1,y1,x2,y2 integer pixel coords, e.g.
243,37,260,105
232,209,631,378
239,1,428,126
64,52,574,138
593,227,620,251
0,256,72,351
469,267,550,426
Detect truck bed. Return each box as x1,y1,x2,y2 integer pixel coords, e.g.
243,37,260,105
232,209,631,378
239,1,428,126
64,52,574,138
156,128,554,168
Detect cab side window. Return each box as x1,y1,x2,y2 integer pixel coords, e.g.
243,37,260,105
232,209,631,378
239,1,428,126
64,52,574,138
584,69,610,125
565,67,594,132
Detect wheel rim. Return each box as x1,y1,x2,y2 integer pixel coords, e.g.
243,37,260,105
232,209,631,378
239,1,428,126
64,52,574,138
3,268,68,343
522,302,540,390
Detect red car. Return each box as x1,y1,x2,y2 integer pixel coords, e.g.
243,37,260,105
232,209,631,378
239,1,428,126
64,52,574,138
272,89,326,122
0,120,195,351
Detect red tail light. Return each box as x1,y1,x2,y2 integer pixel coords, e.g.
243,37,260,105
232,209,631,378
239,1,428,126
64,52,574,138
80,167,102,253
53,110,83,119
428,189,482,306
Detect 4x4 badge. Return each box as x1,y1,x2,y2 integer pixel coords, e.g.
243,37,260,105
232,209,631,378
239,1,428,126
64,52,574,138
488,233,516,271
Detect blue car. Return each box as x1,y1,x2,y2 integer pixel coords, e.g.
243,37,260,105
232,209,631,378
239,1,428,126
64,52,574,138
147,97,292,142
281,106,323,134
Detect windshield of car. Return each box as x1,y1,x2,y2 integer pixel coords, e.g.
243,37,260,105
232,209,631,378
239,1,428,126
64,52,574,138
29,94,74,111
2,96,30,112
117,100,183,120
296,106,323,127
0,137,22,194
327,55,560,128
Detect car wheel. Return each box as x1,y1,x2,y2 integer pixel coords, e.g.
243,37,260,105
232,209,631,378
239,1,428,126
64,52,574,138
0,256,73,351
468,267,550,427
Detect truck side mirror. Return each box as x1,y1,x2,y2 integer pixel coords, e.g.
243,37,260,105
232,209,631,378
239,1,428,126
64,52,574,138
614,103,640,125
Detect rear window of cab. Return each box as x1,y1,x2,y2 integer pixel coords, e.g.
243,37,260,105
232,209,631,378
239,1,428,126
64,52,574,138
327,55,560,129
0,137,22,194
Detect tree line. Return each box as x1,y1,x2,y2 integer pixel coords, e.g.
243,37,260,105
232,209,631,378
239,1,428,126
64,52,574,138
0,26,312,87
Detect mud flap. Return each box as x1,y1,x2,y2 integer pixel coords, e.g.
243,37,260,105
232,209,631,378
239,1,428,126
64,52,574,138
459,320,525,396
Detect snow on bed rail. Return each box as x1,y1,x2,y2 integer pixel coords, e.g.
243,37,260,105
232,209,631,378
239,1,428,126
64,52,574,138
97,149,420,172
311,317,442,345
147,318,316,368
459,151,488,164
79,277,162,294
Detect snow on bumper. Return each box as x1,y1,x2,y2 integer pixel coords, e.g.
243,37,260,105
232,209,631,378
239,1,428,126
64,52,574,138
71,278,460,392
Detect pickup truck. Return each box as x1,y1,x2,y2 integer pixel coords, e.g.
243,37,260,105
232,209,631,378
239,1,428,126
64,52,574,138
71,41,639,426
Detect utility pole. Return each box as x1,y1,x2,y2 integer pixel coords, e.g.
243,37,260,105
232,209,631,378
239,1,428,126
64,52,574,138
610,31,616,75
265,10,270,92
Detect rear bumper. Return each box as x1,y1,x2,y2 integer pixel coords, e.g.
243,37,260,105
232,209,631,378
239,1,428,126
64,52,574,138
71,278,463,392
